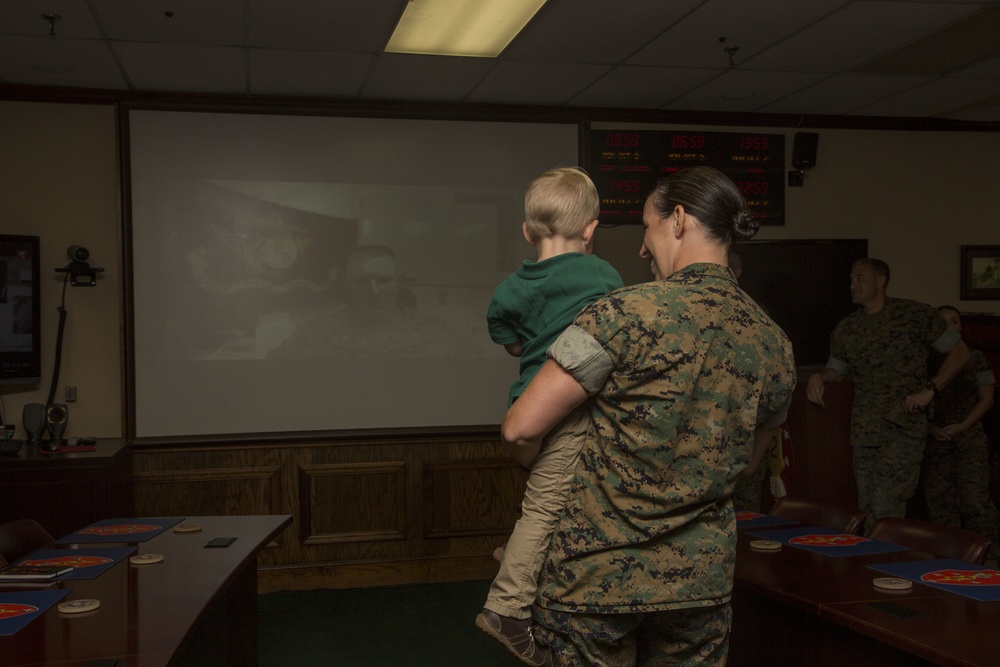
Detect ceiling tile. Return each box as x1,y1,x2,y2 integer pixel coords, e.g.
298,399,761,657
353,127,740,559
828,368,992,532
91,0,244,45
850,76,1000,117
113,43,246,94
467,61,611,106
666,69,826,112
362,54,496,103
0,35,126,89
246,0,405,53
628,0,850,68
759,72,935,115
0,0,103,38
746,1,981,73
0,0,998,121
568,66,721,109
249,50,374,98
505,0,701,64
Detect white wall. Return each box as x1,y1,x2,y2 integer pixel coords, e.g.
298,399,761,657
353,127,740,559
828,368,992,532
1,100,997,438
0,101,122,439
598,125,1000,316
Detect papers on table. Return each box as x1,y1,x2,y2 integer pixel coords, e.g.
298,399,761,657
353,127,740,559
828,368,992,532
0,589,69,636
869,559,1000,602
55,517,184,544
746,526,911,557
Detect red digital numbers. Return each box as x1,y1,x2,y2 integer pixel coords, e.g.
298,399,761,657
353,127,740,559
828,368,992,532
671,134,705,149
738,181,769,195
605,133,640,148
610,180,641,193
739,136,769,150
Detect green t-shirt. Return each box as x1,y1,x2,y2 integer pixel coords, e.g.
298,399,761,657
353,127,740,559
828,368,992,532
487,252,623,405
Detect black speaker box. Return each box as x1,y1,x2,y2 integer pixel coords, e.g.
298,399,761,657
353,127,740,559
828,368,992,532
792,132,819,170
23,403,46,444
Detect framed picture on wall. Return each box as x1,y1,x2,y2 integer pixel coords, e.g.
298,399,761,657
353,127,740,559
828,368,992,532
960,245,1000,300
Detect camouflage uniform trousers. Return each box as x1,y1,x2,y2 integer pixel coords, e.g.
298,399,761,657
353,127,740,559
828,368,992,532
853,428,926,530
732,462,767,513
922,426,999,558
531,603,731,666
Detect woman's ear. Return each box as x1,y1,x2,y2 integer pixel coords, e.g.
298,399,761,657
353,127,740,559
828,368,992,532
672,205,686,238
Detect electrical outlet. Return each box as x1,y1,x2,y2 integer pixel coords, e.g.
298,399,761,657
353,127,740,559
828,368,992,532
65,386,77,402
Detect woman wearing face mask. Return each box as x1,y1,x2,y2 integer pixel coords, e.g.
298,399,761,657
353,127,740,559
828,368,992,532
923,305,998,564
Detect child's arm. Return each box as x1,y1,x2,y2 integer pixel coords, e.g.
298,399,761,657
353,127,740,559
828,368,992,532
501,359,588,468
504,342,523,357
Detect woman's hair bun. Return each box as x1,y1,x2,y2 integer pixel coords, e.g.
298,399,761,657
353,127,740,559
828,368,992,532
731,207,759,241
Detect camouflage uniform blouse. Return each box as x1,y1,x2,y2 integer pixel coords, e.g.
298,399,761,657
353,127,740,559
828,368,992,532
929,348,995,428
536,263,796,613
825,297,958,443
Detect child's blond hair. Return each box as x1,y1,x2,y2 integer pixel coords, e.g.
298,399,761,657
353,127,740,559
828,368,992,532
524,167,599,239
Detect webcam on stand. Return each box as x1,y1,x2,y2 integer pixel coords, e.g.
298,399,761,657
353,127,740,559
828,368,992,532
56,245,104,286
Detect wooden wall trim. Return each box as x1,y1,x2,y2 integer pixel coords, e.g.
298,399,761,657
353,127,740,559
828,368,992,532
132,434,524,591
297,462,408,546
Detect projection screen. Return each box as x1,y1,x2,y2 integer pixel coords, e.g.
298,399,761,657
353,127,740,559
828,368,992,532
128,109,580,438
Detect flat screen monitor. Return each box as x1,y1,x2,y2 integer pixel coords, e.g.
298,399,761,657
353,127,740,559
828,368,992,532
0,234,42,385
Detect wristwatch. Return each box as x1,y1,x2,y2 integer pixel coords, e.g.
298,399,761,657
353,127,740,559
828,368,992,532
924,381,939,395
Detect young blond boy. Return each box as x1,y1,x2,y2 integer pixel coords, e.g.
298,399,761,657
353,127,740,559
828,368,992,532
476,167,623,666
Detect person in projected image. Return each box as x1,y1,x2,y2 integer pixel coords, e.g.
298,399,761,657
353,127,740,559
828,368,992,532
501,166,796,666
268,245,471,359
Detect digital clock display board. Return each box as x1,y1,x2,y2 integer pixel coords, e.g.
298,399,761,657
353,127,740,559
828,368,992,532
589,130,785,225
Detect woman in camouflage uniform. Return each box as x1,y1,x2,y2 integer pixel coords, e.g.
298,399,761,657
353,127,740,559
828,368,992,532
923,306,998,561
500,166,797,666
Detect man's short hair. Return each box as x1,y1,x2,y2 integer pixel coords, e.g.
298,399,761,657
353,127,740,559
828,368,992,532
855,257,890,286
523,167,599,239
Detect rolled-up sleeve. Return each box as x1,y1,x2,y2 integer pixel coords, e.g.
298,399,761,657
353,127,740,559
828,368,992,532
547,324,614,395
826,355,850,377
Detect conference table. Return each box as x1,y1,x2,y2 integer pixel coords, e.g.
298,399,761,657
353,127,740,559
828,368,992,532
0,514,292,667
729,519,998,667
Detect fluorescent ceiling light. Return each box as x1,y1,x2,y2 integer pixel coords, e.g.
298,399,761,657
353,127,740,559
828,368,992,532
386,0,547,58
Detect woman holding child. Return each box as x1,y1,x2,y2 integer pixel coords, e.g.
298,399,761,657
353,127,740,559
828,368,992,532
501,166,796,665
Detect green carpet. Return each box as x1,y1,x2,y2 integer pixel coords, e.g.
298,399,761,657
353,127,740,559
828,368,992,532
258,579,517,666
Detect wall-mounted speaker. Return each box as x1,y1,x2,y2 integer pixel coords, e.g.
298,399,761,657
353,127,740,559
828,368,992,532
23,403,46,444
792,132,819,170
46,403,69,445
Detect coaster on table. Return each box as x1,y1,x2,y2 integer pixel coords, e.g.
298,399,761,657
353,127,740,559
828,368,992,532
873,577,912,591
130,553,164,565
58,599,100,614
173,524,202,534
750,539,782,552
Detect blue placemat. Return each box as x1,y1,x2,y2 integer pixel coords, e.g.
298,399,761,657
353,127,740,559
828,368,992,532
736,510,798,529
55,517,184,544
16,547,137,579
747,526,911,557
869,559,1000,602
0,589,69,636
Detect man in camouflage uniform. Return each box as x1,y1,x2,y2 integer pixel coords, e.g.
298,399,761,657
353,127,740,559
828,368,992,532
501,167,796,665
807,259,970,529
923,306,998,561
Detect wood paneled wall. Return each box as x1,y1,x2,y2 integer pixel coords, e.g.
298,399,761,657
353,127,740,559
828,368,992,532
131,433,525,593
